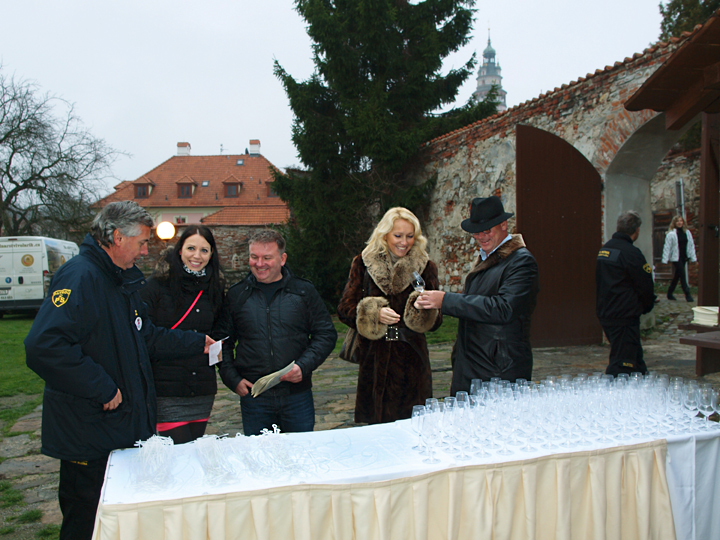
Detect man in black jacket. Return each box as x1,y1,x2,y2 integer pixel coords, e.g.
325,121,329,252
25,201,213,540
214,230,336,435
596,210,656,376
415,197,539,393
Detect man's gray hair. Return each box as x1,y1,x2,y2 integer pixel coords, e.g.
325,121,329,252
248,229,286,254
91,201,154,247
616,211,642,236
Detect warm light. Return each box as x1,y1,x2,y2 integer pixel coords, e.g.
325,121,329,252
156,221,176,241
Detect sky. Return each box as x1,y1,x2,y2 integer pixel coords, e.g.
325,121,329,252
0,1,664,196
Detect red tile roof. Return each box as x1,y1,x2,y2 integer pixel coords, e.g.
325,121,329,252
201,205,290,225
96,151,290,226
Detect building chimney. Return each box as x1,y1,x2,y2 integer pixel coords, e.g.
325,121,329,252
249,140,261,156
177,142,191,156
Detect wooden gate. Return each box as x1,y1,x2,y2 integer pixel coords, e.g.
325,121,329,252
515,124,603,346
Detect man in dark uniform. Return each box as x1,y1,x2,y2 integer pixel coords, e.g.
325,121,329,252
25,201,214,540
596,210,656,376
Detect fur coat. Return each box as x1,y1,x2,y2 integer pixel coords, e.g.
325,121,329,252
337,246,442,424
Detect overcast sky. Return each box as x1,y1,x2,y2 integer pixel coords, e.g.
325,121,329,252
0,1,663,195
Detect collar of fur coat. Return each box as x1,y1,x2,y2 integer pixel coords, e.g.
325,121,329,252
362,245,429,296
469,234,526,275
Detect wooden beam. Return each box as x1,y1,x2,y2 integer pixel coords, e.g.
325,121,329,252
698,112,720,315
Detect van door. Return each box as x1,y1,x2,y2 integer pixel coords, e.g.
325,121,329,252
11,239,45,306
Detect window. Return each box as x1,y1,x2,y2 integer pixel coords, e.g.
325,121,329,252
201,181,209,187
178,185,192,198
135,185,148,198
267,182,279,197
225,184,239,198
236,159,244,166
175,216,187,224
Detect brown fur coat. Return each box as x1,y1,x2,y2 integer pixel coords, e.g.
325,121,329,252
337,246,442,424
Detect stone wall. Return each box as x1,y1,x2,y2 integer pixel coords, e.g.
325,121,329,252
408,43,676,292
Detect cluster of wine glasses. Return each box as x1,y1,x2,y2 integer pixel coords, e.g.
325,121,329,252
410,372,720,464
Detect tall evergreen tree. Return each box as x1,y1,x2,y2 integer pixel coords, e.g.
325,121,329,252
659,0,720,41
273,0,496,305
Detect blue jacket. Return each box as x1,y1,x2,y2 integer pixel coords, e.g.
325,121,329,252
25,234,205,461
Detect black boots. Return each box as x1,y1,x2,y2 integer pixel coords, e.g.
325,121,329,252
685,293,694,302
667,292,676,301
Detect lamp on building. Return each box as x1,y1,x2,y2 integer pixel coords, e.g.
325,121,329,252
156,221,176,245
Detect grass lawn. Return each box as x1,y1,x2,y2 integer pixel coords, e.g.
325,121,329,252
0,314,42,397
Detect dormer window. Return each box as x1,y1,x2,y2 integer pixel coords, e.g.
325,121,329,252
178,184,192,198
135,185,148,198
225,184,239,198
236,159,244,166
267,182,279,198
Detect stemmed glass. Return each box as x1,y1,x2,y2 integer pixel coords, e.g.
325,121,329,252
697,388,715,430
411,271,425,293
411,405,426,452
681,386,701,430
454,401,472,460
420,412,441,464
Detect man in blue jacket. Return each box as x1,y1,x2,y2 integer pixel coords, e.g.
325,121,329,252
25,201,213,540
596,210,657,376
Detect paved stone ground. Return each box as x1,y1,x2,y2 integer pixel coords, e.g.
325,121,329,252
0,296,713,539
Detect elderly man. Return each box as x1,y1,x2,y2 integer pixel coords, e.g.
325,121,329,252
596,210,656,376
215,229,336,435
416,196,539,393
25,201,213,540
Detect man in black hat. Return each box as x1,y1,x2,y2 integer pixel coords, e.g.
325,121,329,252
416,196,539,393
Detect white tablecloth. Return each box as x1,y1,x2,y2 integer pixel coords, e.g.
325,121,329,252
91,421,720,540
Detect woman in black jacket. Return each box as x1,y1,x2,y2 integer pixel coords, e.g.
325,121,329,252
140,225,225,444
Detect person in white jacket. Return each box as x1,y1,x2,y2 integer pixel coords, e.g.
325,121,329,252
661,215,697,301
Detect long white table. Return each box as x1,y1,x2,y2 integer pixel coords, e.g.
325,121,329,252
91,421,720,540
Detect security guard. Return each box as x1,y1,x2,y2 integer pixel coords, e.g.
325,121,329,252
596,210,656,376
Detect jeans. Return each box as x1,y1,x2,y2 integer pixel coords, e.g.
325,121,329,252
669,260,690,296
240,389,315,436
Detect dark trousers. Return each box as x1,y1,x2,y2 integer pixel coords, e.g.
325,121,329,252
602,323,647,376
668,260,690,296
240,389,315,436
59,457,108,540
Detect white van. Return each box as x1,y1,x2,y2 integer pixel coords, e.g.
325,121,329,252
0,236,79,315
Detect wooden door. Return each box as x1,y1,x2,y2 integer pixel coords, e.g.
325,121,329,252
515,124,603,346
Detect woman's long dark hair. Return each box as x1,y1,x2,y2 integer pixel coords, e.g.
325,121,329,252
161,225,225,315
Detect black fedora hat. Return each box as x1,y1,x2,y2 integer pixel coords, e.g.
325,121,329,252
461,196,514,233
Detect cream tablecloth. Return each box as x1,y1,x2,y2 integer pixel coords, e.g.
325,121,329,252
91,421,720,540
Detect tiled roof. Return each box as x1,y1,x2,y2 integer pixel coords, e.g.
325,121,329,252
201,205,290,225
95,151,290,226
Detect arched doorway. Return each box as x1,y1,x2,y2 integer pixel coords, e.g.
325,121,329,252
516,124,602,346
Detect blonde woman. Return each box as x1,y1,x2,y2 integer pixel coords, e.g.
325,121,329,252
661,215,697,301
337,208,442,424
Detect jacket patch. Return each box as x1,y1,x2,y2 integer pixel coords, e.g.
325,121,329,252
51,289,71,307
135,316,142,331
597,248,619,262
643,263,652,273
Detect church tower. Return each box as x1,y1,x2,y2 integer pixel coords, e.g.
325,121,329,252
473,31,507,111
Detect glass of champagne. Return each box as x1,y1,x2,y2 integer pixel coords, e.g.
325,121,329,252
411,271,425,293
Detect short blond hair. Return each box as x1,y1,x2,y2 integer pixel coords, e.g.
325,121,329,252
362,207,428,258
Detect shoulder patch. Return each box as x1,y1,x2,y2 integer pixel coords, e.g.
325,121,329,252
643,263,652,274
52,289,71,307
597,248,620,262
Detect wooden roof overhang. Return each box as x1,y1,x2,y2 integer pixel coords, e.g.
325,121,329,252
626,11,720,129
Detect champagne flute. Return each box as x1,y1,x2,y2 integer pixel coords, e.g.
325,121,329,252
411,271,425,293
411,405,426,452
